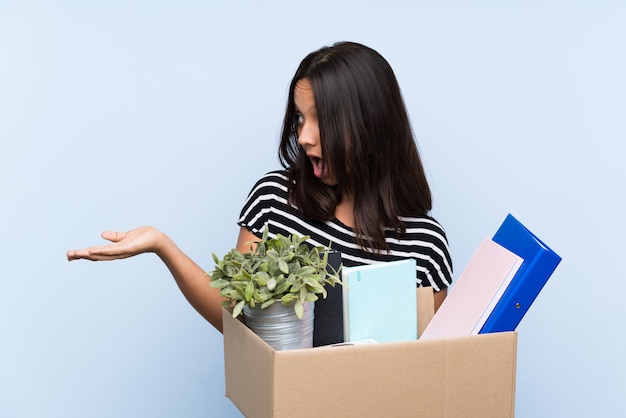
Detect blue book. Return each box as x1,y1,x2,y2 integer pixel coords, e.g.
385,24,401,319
342,259,417,343
479,214,562,334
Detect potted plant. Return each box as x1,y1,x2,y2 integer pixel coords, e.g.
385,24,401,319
209,226,342,350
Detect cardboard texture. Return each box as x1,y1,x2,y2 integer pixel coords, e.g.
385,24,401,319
223,289,517,418
417,287,434,338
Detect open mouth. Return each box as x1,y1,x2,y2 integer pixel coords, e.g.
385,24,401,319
309,156,325,179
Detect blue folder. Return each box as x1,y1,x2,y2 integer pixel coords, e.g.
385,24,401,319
479,214,562,334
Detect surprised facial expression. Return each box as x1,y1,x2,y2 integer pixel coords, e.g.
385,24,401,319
294,78,337,186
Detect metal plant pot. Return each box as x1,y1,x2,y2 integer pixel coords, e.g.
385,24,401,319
243,300,314,351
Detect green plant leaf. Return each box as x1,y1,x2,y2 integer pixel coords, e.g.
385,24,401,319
252,271,270,286
244,281,254,302
281,293,297,304
303,277,324,289
254,289,273,302
230,249,244,262
232,300,245,317
305,293,319,302
209,278,230,289
299,266,317,275
277,258,289,274
224,289,243,301
223,264,238,277
261,298,276,309
274,279,290,295
294,299,304,319
233,272,249,282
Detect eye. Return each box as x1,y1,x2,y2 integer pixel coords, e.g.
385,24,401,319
294,112,304,135
295,112,304,127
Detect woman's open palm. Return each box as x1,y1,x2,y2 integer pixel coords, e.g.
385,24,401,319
66,226,163,262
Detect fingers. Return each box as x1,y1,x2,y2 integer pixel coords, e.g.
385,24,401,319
66,246,124,261
67,230,125,261
67,226,158,262
66,248,100,261
66,250,79,261
101,230,123,242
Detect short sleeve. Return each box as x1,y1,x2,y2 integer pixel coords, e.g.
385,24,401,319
404,216,453,292
237,171,291,237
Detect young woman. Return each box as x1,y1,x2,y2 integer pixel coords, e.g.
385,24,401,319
66,41,453,333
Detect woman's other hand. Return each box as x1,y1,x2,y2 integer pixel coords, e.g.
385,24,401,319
66,226,164,261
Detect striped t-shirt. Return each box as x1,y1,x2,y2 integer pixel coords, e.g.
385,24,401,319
237,170,453,291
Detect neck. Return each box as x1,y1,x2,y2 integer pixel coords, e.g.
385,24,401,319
334,194,355,228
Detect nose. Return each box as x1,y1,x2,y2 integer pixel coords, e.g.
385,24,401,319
297,121,319,149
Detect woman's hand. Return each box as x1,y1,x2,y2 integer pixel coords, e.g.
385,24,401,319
66,226,165,261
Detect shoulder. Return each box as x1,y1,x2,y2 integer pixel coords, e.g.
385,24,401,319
400,215,446,239
249,169,290,190
400,214,451,264
238,170,297,235
242,170,290,201
251,170,290,190
384,214,450,256
398,214,449,242
391,214,454,290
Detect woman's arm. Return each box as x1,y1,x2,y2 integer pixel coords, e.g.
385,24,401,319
433,288,447,312
67,226,259,333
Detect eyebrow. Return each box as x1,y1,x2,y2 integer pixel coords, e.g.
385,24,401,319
294,103,318,116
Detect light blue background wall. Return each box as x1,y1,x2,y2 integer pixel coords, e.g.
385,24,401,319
1,1,624,417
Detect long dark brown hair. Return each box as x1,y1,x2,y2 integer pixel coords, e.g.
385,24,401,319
278,41,432,253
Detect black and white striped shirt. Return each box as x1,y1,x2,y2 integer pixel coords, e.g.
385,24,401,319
237,171,453,291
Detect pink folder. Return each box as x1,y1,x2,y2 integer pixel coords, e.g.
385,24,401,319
420,238,523,341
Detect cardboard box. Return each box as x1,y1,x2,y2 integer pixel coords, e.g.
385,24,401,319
223,288,517,418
